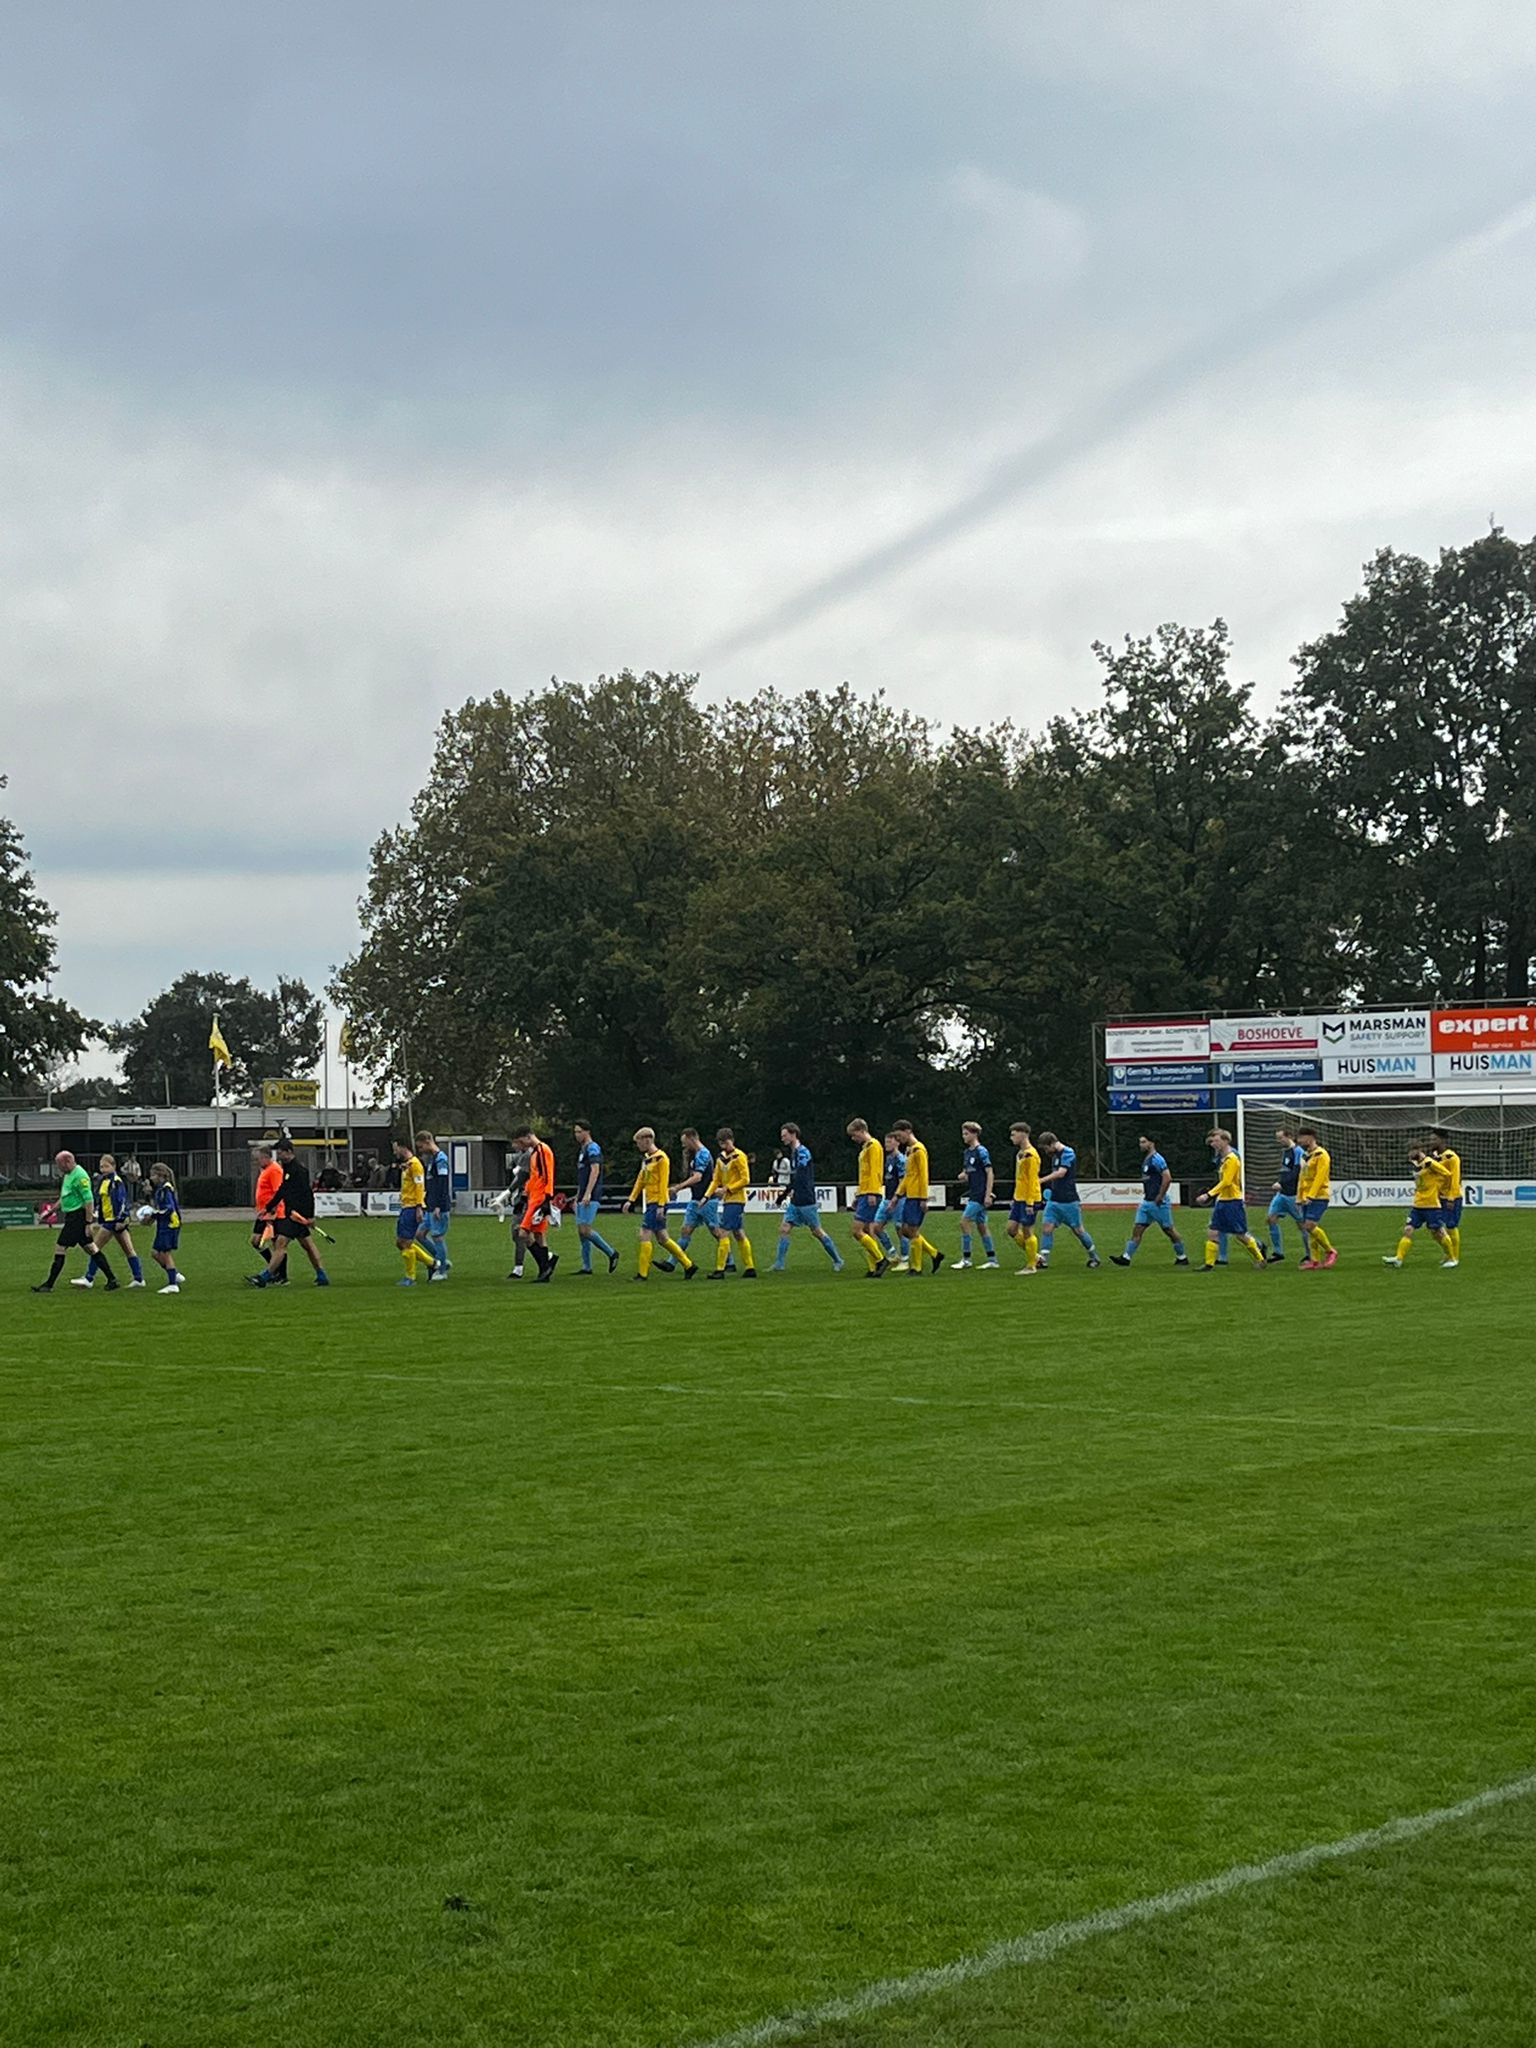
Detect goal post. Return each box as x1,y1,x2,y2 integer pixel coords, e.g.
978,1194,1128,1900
1235,1092,1536,1201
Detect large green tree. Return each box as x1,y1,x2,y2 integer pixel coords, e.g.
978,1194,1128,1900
0,784,91,1093
110,972,323,1105
1291,531,1536,999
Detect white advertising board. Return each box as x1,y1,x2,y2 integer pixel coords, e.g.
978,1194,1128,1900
1208,1014,1321,1059
1316,1011,1432,1055
314,1191,363,1217
1320,1053,1434,1086
1079,1181,1145,1207
1434,1050,1536,1092
1104,1021,1210,1063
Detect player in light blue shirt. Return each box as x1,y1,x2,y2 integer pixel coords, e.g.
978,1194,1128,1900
1111,1136,1189,1267
1029,1133,1100,1272
418,1133,453,1279
572,1120,620,1274
773,1125,845,1271
954,1122,998,1269
1266,1125,1306,1263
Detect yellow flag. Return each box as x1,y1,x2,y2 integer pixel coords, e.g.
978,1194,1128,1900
338,1019,355,1060
209,1017,233,1069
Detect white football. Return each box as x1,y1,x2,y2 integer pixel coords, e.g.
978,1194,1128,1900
135,1204,155,1224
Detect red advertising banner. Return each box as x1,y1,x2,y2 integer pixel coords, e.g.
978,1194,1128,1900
1430,1007,1536,1053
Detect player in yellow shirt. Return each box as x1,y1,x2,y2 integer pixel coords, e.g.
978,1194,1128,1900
623,1127,697,1280
844,1117,891,1277
1295,1126,1337,1270
704,1128,757,1278
393,1139,434,1284
1006,1120,1043,1271
1429,1127,1464,1265
1196,1130,1266,1269
1383,1148,1453,1267
890,1118,944,1274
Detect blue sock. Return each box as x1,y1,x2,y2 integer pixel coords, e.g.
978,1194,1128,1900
85,1254,100,1279
961,1231,972,1259
1081,1233,1096,1257
1123,1237,1138,1261
589,1231,616,1260
775,1239,789,1271
820,1234,842,1267
128,1255,143,1282
169,1266,180,1283
1268,1219,1283,1253
981,1232,995,1258
580,1237,594,1271
877,1228,895,1255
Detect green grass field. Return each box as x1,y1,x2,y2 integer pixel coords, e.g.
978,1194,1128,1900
3,1206,1532,2047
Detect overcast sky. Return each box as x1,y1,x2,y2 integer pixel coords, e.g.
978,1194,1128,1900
6,0,1536,1046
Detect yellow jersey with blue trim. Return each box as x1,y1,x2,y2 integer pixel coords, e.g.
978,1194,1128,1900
708,1150,750,1203
898,1141,929,1199
1297,1146,1330,1201
1208,1152,1244,1202
630,1149,671,1206
855,1138,883,1197
399,1156,425,1208
1436,1148,1462,1199
1412,1156,1449,1209
1013,1145,1041,1203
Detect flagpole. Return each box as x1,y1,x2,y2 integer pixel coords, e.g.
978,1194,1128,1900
213,1050,222,1179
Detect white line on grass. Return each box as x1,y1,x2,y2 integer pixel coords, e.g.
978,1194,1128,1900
26,1358,1526,1437
686,1769,1536,2048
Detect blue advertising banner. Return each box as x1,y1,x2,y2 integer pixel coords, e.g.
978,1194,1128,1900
1109,1088,1214,1114
1213,1058,1321,1110
1106,1061,1211,1088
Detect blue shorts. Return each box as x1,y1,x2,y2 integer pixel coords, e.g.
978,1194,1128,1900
962,1198,989,1224
642,1203,668,1235
721,1202,745,1233
1405,1207,1442,1231
1135,1198,1173,1229
875,1196,900,1225
783,1201,821,1229
852,1193,880,1224
1301,1198,1330,1225
153,1225,180,1253
1268,1193,1303,1222
1009,1199,1040,1227
396,1204,423,1244
424,1209,450,1237
684,1198,720,1231
1043,1199,1082,1230
1211,1199,1248,1237
1441,1197,1463,1229
574,1200,600,1226
900,1197,927,1229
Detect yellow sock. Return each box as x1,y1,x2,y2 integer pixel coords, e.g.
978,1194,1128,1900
856,1230,882,1270
401,1247,417,1279
662,1233,694,1272
739,1234,755,1272
1204,1240,1218,1267
410,1242,433,1277
716,1235,731,1272
1449,1227,1461,1259
1024,1231,1038,1267
638,1240,654,1278
1310,1226,1333,1256
919,1234,940,1263
1243,1234,1265,1265
908,1238,923,1272
1395,1235,1412,1263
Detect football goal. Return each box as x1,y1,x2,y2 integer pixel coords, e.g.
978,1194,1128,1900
1234,1093,1536,1192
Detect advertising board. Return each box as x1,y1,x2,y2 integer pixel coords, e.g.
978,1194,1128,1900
1104,1021,1210,1063
1207,1015,1321,1059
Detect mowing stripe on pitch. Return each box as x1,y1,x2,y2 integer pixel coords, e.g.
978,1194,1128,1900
687,1769,1536,2048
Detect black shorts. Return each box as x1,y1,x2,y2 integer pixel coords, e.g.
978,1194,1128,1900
273,1216,311,1242
57,1209,89,1249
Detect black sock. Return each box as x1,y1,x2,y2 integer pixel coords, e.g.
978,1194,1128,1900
95,1254,118,1283
530,1242,550,1275
45,1253,65,1287
257,1244,271,1264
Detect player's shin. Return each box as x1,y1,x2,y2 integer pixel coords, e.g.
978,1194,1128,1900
1396,1234,1413,1262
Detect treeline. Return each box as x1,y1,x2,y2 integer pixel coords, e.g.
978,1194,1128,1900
331,531,1536,1169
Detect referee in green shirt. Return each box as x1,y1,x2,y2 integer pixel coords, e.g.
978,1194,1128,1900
33,1151,98,1293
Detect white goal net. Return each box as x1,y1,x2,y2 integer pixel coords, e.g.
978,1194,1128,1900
1235,1093,1536,1197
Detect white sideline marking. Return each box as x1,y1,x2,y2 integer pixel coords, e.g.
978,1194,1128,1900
687,1769,1536,2048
